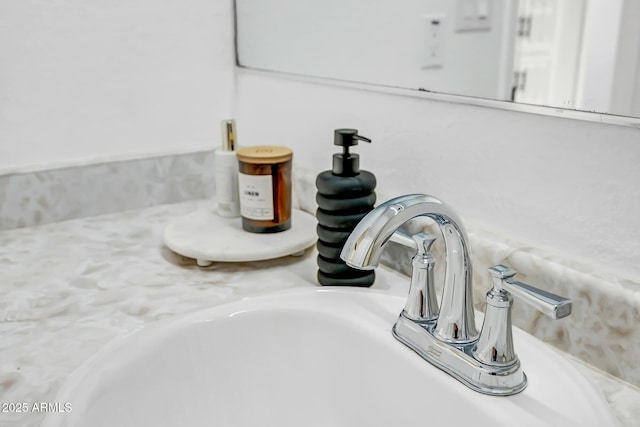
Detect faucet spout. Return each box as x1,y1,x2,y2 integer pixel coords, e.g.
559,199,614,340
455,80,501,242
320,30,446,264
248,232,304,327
341,194,478,343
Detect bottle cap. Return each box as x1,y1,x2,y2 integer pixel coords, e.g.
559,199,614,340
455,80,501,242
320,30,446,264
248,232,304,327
332,129,371,176
221,119,237,151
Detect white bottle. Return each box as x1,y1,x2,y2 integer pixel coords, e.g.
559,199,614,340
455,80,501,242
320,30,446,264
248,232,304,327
214,120,240,217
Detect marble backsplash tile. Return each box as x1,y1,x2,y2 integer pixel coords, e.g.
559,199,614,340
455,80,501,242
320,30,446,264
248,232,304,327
0,152,216,231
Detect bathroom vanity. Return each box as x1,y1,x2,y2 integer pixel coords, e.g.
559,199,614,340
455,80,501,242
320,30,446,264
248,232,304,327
1,166,639,426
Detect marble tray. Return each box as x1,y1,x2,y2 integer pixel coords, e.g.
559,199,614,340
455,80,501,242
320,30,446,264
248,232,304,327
164,206,317,265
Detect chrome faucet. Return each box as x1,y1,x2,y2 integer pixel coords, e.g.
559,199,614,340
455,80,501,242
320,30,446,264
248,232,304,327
341,194,572,396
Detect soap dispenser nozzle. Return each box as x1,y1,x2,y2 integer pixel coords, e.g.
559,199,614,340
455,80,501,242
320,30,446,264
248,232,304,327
332,129,372,177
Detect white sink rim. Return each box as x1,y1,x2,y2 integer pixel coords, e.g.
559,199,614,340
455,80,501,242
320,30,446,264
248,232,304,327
43,287,618,427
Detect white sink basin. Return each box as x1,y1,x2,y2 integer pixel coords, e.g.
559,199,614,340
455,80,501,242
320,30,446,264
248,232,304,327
43,288,617,427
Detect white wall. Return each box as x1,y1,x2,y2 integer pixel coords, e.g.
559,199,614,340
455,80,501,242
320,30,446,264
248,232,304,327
236,70,640,281
0,0,235,174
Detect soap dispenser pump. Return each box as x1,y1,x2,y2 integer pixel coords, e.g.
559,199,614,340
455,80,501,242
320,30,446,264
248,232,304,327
315,129,376,287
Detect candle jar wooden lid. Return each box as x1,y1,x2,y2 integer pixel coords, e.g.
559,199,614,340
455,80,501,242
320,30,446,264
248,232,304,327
236,146,293,164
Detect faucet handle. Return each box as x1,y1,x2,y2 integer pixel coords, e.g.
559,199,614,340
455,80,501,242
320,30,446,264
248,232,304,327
402,232,439,322
487,265,572,319
473,265,572,366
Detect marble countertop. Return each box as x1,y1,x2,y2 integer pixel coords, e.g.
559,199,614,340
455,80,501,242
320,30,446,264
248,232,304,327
1,200,638,427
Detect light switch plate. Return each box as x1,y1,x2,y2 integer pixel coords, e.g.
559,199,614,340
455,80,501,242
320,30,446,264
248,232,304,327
456,0,492,32
421,14,446,69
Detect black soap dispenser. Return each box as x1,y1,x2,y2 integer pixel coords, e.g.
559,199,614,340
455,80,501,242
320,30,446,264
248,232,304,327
316,129,376,287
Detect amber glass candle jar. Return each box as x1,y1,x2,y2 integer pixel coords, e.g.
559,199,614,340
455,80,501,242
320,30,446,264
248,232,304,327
236,146,293,233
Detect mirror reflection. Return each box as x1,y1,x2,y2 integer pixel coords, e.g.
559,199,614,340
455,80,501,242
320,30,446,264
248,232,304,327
236,0,640,118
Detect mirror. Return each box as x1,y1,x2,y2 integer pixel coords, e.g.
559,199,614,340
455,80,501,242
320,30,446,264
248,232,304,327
235,0,640,120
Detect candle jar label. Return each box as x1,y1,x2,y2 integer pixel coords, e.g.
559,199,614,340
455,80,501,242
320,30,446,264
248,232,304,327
238,173,274,220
